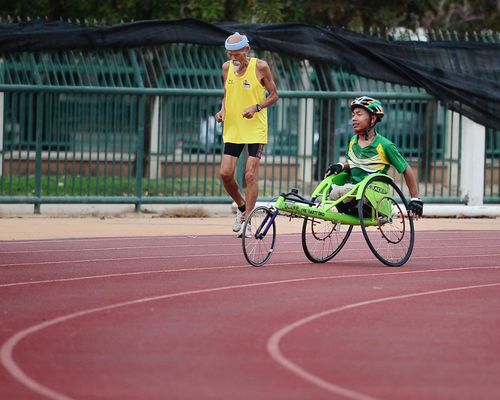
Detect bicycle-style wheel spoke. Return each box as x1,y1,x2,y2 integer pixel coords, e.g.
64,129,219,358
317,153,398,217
302,217,352,263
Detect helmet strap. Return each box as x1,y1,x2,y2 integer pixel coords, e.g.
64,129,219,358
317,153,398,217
365,114,377,140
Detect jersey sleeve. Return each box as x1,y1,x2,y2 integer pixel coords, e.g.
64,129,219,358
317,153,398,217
384,142,408,173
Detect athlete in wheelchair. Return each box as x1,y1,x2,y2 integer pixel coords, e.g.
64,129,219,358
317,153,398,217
325,96,423,219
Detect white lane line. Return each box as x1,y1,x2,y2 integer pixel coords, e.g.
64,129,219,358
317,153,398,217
2,251,500,269
0,251,260,268
1,241,498,256
266,281,500,400
2,268,500,399
0,243,244,255
0,265,246,288
2,264,500,289
0,235,227,245
0,231,496,248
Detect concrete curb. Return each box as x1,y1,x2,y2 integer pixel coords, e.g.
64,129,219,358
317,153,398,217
2,202,500,218
423,205,500,218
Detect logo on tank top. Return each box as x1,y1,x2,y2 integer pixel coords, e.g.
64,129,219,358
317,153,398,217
227,79,234,85
243,80,251,88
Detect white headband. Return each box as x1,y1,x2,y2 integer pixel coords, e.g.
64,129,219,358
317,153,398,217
225,32,249,51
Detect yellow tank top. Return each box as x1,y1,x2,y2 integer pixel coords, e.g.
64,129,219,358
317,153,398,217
223,57,268,144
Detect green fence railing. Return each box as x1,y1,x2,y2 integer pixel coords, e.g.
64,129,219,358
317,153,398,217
0,42,499,211
1,87,484,211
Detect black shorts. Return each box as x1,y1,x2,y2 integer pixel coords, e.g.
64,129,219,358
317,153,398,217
223,143,265,159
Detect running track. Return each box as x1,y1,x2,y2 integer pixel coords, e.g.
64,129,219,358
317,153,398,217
1,229,499,399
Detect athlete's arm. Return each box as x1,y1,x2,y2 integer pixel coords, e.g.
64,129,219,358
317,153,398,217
242,59,279,119
215,62,230,122
256,59,279,110
403,165,419,199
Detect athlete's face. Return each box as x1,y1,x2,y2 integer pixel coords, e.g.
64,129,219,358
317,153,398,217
351,107,375,134
226,47,249,71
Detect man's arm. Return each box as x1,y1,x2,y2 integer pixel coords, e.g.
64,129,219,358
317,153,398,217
215,62,230,122
256,59,279,109
403,165,424,217
242,59,279,118
403,166,419,198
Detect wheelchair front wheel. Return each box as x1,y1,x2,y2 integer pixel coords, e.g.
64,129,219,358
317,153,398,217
242,206,277,267
302,216,353,263
358,175,415,267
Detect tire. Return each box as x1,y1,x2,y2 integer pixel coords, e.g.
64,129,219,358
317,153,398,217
301,211,353,263
358,175,415,267
242,206,277,267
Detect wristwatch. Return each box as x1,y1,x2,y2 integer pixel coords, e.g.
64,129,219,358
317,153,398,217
255,103,262,112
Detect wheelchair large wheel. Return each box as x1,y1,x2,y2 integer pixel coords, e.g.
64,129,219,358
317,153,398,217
358,175,414,267
302,215,353,263
242,206,277,267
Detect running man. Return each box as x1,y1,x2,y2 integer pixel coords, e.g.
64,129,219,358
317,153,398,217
215,32,279,237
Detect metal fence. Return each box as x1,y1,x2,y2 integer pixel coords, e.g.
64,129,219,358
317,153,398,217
0,42,499,211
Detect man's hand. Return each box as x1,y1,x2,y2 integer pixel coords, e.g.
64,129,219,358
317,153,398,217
242,106,256,119
324,162,343,177
215,111,224,123
408,198,423,218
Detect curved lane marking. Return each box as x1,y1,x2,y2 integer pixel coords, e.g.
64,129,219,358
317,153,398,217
2,268,500,399
266,282,500,400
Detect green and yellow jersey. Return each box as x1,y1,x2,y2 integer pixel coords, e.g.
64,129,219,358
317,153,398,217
346,132,408,183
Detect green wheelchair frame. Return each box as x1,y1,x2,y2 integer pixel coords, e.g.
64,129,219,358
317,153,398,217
241,172,415,267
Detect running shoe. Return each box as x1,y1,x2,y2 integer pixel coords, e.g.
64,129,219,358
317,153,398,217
233,208,245,232
237,223,252,238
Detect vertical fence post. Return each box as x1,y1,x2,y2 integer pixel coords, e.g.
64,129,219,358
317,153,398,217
0,58,3,178
34,93,43,214
0,91,3,177
460,115,485,205
445,111,461,193
149,96,160,178
135,95,145,212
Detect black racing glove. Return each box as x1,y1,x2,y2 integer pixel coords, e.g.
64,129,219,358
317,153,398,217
325,162,343,176
408,198,424,217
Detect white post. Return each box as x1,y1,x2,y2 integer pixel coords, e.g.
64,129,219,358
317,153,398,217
460,115,485,205
297,61,314,185
149,97,160,178
297,98,314,183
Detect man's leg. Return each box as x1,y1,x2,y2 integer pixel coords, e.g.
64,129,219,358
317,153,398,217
220,153,247,232
220,154,245,207
243,155,260,217
329,183,357,215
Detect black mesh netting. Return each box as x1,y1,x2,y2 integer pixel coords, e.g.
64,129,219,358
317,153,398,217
0,18,499,129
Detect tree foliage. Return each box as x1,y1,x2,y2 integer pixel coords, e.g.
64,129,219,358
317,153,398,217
0,0,498,32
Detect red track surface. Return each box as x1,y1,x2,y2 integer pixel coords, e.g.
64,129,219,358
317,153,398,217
1,230,500,399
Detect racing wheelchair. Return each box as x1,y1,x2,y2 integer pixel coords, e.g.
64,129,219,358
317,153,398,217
241,172,415,267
